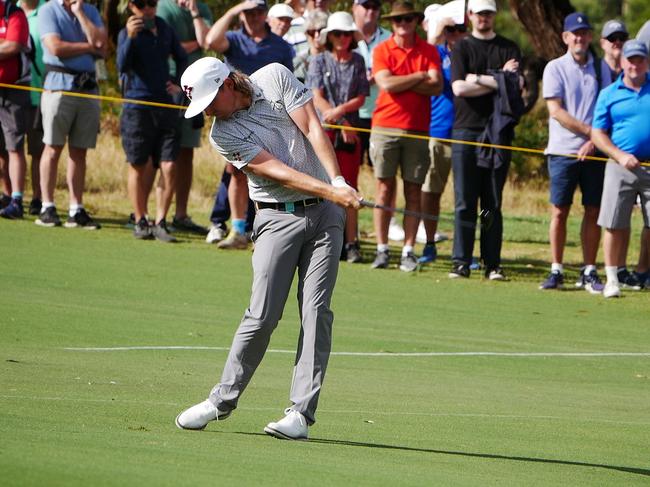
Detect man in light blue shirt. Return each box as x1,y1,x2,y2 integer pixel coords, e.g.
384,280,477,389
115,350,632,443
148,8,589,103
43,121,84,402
539,12,607,292
35,0,106,229
592,39,650,297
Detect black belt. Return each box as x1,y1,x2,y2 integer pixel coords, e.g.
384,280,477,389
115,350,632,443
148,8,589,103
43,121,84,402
255,198,323,212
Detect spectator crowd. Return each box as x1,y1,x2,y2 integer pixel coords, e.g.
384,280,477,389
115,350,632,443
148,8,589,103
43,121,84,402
0,0,648,298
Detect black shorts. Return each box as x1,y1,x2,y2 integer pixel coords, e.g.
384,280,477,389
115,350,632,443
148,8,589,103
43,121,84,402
120,106,181,167
0,88,30,151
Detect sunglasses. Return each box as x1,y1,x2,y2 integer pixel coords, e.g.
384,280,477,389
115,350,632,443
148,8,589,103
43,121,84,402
362,2,381,10
132,0,157,7
330,30,353,38
391,15,416,24
606,33,628,43
444,24,467,33
306,29,323,37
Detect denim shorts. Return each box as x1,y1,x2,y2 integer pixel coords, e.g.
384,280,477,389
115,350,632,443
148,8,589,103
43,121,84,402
547,155,605,207
120,107,181,166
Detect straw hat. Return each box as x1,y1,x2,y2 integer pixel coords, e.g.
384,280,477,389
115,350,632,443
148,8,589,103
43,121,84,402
318,11,363,45
381,1,424,21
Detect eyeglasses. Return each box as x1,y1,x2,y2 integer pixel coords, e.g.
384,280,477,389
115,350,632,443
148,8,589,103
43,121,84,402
131,0,157,8
606,33,628,43
330,30,353,38
444,24,467,33
306,29,323,37
391,15,416,24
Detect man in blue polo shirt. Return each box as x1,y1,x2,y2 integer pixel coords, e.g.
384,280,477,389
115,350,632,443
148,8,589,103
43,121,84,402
592,39,650,298
539,13,608,292
35,0,106,229
204,0,294,249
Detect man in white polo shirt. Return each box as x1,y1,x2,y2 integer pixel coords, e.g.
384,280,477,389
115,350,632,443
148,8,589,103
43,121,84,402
539,12,608,292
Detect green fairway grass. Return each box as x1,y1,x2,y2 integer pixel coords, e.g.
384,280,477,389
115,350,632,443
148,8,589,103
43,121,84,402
1,217,649,486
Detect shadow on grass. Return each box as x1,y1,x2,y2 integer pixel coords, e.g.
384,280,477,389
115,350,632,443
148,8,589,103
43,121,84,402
231,431,650,478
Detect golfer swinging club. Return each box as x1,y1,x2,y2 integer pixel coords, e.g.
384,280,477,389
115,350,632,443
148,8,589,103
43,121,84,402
175,57,361,440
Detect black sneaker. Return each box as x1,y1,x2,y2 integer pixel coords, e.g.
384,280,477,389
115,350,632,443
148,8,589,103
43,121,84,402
345,242,363,263
485,266,506,281
371,249,390,269
152,219,177,243
29,198,42,215
0,198,24,219
133,217,153,240
0,193,10,209
617,268,643,291
449,263,470,279
172,215,209,235
35,206,62,227
64,208,101,229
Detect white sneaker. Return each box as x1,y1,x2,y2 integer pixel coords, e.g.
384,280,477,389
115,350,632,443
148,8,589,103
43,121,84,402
603,282,621,299
206,225,227,244
264,408,308,440
388,218,405,242
175,399,231,430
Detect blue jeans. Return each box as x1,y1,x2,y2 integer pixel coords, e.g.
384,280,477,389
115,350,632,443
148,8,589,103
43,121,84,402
209,168,256,232
451,128,511,270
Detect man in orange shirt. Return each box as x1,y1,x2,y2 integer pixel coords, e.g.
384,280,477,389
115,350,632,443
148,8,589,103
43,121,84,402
370,1,441,272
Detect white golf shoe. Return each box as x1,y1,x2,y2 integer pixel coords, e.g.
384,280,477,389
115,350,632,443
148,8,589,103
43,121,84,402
264,408,308,440
603,281,621,299
175,399,231,430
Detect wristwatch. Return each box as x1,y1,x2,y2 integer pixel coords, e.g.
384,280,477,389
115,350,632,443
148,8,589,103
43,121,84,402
474,74,482,85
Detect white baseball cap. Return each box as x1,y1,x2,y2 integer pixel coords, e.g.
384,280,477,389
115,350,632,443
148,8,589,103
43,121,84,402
467,0,496,13
268,3,294,19
181,57,231,119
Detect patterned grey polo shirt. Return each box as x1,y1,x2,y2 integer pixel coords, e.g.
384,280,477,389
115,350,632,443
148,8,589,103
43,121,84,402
209,63,331,203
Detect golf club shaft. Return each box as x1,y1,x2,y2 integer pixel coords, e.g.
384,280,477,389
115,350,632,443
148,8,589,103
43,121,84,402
359,199,485,230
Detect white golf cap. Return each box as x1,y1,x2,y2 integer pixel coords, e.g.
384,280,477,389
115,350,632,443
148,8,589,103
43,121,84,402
268,3,294,19
181,57,231,119
318,11,362,46
467,0,496,13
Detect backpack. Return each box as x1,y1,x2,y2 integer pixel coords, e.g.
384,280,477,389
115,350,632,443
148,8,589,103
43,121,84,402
3,0,40,84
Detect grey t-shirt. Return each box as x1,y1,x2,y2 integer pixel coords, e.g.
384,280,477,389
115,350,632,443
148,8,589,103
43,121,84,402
209,63,330,203
305,51,370,126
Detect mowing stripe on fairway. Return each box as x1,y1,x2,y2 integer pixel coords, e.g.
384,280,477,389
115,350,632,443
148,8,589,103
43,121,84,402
2,395,650,426
63,346,650,357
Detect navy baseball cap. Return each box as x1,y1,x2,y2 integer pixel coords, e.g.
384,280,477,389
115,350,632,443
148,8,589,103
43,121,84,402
622,39,648,59
355,0,381,5
564,12,592,33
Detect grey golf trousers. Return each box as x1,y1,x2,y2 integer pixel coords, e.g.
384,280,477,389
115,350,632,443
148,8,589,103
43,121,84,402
209,201,345,425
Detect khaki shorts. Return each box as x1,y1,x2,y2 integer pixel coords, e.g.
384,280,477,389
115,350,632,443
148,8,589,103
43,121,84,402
422,139,452,194
41,91,100,148
369,126,430,184
597,159,650,229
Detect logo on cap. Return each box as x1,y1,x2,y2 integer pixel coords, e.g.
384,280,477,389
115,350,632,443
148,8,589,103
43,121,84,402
183,85,193,100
